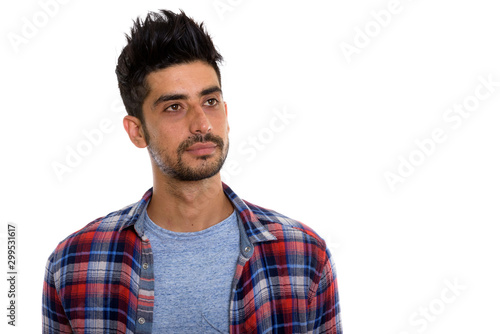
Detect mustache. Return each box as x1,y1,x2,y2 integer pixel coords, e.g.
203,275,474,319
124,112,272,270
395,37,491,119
177,133,224,154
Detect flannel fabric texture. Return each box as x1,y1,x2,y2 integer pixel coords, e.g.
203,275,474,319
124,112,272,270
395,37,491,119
43,183,342,333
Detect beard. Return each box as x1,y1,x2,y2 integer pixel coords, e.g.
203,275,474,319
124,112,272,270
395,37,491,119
146,131,229,182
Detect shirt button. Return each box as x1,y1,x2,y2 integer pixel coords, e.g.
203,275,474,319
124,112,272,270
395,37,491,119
142,263,149,270
244,246,251,253
138,317,146,325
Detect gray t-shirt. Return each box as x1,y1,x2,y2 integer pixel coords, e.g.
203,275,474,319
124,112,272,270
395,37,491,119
141,208,240,333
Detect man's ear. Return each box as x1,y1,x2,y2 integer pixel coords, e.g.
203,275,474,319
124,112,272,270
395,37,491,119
123,115,148,148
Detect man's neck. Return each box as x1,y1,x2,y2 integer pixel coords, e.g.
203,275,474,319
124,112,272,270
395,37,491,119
146,173,234,232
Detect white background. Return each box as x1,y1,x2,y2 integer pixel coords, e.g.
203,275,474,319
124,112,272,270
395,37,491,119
1,0,499,332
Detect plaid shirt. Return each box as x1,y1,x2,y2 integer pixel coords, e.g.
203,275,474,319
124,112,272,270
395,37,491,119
43,183,342,333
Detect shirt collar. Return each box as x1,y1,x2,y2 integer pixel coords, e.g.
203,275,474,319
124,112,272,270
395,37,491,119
221,182,277,244
118,182,277,246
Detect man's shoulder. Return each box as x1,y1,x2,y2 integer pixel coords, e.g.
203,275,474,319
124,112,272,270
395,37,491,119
243,199,327,250
48,202,139,264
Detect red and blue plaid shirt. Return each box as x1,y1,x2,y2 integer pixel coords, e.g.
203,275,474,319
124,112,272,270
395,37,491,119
43,183,342,333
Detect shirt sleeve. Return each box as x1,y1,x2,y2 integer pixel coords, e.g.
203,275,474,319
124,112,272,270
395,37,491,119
308,248,342,333
42,255,73,333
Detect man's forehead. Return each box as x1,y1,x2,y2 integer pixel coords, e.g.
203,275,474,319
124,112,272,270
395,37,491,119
147,61,219,86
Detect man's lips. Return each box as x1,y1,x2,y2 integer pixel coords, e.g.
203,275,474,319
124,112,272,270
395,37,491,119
185,142,217,155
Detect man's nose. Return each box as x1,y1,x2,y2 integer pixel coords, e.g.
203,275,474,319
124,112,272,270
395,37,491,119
188,105,212,134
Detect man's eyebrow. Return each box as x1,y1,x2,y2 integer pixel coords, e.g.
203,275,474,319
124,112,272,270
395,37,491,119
200,86,222,97
152,93,188,109
151,86,222,109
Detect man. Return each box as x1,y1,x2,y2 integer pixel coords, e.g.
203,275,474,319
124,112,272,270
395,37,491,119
43,9,342,333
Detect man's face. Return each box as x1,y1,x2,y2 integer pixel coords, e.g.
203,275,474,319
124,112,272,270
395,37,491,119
140,61,229,181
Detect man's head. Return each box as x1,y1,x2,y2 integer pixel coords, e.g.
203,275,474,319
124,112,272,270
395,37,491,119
116,10,223,126
117,10,229,182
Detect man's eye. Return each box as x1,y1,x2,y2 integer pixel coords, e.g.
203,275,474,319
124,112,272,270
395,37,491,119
205,98,218,106
165,104,181,112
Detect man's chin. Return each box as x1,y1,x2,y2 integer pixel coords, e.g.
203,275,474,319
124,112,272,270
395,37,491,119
170,160,224,181
173,169,221,182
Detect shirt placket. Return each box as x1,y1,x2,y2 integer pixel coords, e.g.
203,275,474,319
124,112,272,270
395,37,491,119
135,235,155,334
